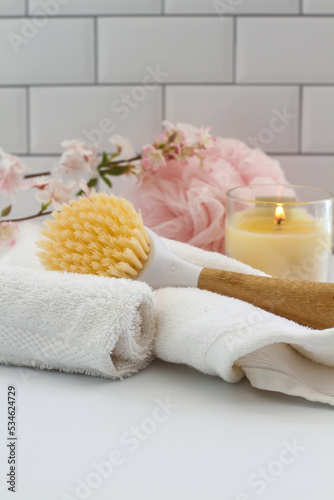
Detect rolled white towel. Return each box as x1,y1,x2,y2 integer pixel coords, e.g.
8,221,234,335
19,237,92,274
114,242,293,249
0,264,156,379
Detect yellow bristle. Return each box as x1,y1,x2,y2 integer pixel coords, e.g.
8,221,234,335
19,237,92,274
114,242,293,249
37,193,150,279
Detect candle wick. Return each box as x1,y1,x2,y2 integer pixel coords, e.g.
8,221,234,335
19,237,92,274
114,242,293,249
277,218,282,225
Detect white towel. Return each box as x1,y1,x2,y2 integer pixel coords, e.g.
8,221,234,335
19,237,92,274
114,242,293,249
0,229,155,378
155,238,334,406
1,221,334,406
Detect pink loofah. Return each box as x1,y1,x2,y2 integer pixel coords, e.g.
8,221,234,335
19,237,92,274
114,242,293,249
123,126,287,254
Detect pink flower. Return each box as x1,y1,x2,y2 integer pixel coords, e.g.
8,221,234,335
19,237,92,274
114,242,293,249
56,140,100,177
124,135,288,254
109,135,135,160
35,178,77,210
20,175,49,190
161,121,185,146
177,124,219,167
141,145,166,173
0,149,28,197
197,126,214,148
0,221,18,247
168,122,198,146
140,122,220,176
154,128,170,147
164,122,216,151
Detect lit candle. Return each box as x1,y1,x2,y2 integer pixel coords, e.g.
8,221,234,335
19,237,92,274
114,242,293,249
225,185,333,281
274,204,285,225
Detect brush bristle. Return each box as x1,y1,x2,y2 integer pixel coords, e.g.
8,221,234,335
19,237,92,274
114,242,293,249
37,193,150,279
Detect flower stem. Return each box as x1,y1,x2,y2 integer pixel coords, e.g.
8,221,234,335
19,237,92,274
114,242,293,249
24,171,51,179
5,210,52,223
105,154,142,167
23,155,142,179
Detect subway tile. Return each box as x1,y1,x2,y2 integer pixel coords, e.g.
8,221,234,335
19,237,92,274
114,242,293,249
1,0,26,16
0,19,94,85
98,17,233,83
302,87,334,153
303,0,334,14
165,0,299,14
273,155,334,193
0,88,27,153
19,156,57,174
237,18,334,83
29,0,162,15
30,86,162,153
165,85,299,153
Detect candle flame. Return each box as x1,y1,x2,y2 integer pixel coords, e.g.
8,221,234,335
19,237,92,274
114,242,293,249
275,204,285,225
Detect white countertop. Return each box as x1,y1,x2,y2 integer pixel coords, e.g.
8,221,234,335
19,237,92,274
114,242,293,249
0,260,333,500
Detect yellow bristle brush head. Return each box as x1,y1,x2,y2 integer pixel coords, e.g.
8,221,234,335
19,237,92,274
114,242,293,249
37,193,150,278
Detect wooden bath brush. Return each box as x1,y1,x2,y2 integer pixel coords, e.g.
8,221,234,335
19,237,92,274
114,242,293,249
37,193,334,330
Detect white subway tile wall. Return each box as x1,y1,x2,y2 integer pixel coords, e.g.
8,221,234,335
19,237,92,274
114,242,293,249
303,0,334,14
237,18,334,84
273,156,334,193
30,86,162,153
0,18,95,85
1,0,26,16
165,0,300,15
0,88,27,153
166,85,299,153
98,17,233,83
28,0,162,15
0,1,333,200
302,87,334,153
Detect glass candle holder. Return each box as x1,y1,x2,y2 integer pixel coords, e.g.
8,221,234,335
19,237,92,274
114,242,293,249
225,184,333,282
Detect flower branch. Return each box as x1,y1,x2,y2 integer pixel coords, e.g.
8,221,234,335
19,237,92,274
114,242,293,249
1,136,141,226
22,155,142,181
0,123,227,249
8,210,53,223
24,171,52,179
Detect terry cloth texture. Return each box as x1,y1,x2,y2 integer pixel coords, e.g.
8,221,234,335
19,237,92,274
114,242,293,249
0,261,155,379
1,221,334,407
155,237,334,407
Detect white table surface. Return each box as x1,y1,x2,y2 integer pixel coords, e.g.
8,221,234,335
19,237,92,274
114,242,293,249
0,260,333,500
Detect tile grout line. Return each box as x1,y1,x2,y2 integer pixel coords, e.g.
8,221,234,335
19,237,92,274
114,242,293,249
94,16,98,84
26,86,30,155
232,16,237,84
2,83,328,88
2,14,334,19
161,84,166,121
299,85,303,153
25,86,30,155
271,153,334,157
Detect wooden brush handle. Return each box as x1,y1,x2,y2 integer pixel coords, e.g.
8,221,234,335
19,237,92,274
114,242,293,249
198,268,334,330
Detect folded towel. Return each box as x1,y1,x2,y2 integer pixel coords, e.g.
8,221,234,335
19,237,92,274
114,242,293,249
1,221,334,406
154,238,334,406
0,261,155,379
